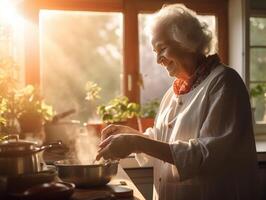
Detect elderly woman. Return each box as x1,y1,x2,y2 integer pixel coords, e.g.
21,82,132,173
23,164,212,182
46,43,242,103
96,4,259,200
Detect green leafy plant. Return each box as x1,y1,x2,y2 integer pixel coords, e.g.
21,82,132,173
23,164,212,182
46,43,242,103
97,96,140,123
0,98,7,126
0,57,54,134
140,99,160,119
250,84,266,98
85,81,102,101
15,85,54,121
0,56,20,132
0,25,54,134
250,84,266,107
14,85,54,133
84,81,102,122
250,84,266,122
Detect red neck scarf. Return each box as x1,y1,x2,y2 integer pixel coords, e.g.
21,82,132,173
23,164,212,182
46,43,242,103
173,54,221,95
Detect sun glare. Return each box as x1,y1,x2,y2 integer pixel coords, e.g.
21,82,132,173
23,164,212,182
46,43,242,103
0,0,23,28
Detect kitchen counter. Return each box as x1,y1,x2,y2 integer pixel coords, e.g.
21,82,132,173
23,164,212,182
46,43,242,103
2,165,145,200
72,165,145,200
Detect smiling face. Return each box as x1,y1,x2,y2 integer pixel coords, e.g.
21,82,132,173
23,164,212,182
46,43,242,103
151,28,195,79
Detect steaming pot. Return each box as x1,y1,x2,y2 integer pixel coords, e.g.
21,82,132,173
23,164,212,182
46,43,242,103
54,159,118,187
0,135,61,176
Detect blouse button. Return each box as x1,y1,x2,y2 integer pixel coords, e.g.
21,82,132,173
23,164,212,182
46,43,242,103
159,177,162,182
168,124,173,129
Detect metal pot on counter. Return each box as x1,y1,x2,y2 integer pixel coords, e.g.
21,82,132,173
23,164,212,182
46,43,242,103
54,159,118,187
0,135,62,176
44,109,80,147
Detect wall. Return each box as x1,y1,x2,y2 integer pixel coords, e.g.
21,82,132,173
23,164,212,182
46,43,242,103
228,0,247,81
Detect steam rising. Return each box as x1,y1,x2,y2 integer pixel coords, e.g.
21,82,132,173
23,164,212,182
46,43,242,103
74,126,102,165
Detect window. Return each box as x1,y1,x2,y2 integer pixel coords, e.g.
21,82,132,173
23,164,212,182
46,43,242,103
21,0,228,125
249,17,266,123
0,4,25,86
40,10,122,122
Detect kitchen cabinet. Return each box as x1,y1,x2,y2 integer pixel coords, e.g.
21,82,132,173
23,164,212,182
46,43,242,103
257,152,266,200
125,167,153,200
120,156,153,200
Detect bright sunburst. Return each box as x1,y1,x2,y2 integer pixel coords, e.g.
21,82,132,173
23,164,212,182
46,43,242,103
0,0,23,28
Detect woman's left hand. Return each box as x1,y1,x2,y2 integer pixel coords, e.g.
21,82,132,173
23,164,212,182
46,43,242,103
96,134,137,161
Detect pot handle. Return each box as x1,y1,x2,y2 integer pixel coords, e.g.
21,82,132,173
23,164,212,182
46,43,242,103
35,141,63,153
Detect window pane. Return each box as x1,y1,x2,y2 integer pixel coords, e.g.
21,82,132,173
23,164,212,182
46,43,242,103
250,83,266,122
138,14,217,105
138,14,173,104
0,11,25,85
250,17,266,46
250,17,266,124
250,48,266,82
40,10,122,123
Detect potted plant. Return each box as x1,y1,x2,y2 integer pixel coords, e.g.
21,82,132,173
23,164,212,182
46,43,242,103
138,99,160,132
96,96,140,129
15,85,54,134
0,56,20,135
84,81,104,135
250,84,266,122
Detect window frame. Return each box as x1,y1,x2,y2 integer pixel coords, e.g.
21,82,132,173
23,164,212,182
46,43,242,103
248,9,266,132
20,0,228,104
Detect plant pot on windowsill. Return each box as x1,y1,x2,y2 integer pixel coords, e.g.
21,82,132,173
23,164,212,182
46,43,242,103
99,117,139,133
18,112,43,134
138,117,154,133
97,96,141,132
111,117,139,130
138,99,159,132
85,123,105,137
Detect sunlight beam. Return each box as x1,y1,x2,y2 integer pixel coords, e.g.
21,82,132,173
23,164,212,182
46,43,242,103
0,0,23,28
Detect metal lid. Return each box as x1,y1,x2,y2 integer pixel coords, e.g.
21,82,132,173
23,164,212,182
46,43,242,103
0,135,38,156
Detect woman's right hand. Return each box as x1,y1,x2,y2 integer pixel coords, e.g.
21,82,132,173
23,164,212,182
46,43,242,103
100,124,141,141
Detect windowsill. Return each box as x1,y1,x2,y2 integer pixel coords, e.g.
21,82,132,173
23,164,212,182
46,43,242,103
253,123,266,163
254,122,266,135
254,123,266,155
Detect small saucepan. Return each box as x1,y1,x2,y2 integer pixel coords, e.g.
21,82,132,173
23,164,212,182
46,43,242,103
54,159,118,187
0,135,62,176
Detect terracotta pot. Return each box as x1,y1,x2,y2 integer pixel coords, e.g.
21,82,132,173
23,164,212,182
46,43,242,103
18,112,43,134
85,123,105,137
90,118,140,137
138,118,154,133
108,117,139,130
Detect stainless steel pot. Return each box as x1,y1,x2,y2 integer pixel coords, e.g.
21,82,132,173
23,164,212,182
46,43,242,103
54,159,118,187
44,120,81,148
0,135,62,176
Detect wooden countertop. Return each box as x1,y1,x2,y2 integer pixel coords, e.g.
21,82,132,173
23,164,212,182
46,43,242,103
71,165,145,200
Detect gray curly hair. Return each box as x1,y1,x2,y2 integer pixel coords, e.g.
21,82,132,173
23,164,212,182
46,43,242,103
150,4,216,55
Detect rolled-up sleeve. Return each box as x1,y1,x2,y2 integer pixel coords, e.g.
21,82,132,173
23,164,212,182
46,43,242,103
169,70,253,181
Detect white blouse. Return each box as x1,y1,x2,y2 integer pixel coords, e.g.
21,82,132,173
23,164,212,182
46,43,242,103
136,65,259,200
